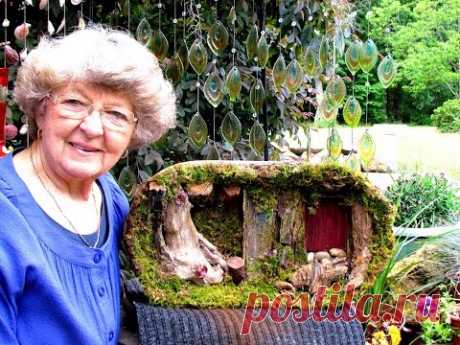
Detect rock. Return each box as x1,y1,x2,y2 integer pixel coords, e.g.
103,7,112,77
307,252,314,263
329,248,346,258
332,257,347,265
315,251,330,261
226,256,247,285
320,258,332,267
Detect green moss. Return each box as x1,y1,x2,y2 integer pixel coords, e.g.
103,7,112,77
246,186,278,214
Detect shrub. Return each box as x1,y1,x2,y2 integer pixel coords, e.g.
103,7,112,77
431,99,460,133
385,173,460,227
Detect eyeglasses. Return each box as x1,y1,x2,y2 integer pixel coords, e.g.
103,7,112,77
49,93,137,133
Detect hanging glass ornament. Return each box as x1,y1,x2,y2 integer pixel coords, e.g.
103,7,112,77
345,153,361,174
228,6,236,25
325,75,346,108
246,25,259,61
359,39,378,73
14,23,30,41
178,45,189,70
327,128,343,160
220,111,241,146
225,66,242,102
334,27,345,57
285,59,303,93
343,96,362,128
165,54,184,83
256,33,269,68
118,166,137,193
207,21,229,56
272,54,287,91
136,18,152,46
249,121,266,155
319,36,329,69
203,71,224,108
345,41,361,76
303,46,320,78
377,55,397,89
250,79,265,114
206,142,220,160
188,39,208,75
188,113,208,149
358,130,376,167
318,98,338,124
150,30,169,60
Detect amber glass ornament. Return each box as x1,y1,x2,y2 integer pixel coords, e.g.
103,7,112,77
150,30,169,60
136,18,152,46
358,130,376,167
188,113,208,148
285,59,303,93
256,33,269,68
165,54,184,83
343,96,362,127
377,55,397,89
246,25,259,61
250,79,265,114
220,111,241,146
225,66,242,102
359,39,378,73
249,121,266,155
318,97,338,123
345,41,361,75
325,76,346,108
189,39,208,75
204,71,224,108
272,54,287,91
327,128,343,160
207,21,229,56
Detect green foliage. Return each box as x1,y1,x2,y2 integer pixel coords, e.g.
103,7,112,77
385,173,460,227
432,98,460,133
421,321,453,345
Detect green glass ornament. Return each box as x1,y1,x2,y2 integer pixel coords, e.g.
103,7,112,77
204,71,224,108
206,142,220,160
188,39,208,75
246,25,259,61
303,46,320,77
345,41,361,75
285,59,303,93
256,33,269,68
188,113,208,148
150,30,169,60
250,79,265,114
225,66,241,102
327,128,343,160
359,39,378,73
165,54,184,83
319,36,329,69
345,153,361,174
207,21,229,56
272,54,287,91
220,111,241,146
118,166,137,193
343,96,362,127
318,97,338,124
136,18,152,46
325,75,346,108
249,121,266,155
358,130,376,167
377,55,397,89
334,27,345,57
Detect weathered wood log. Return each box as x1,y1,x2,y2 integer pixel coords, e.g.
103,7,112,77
185,182,213,197
226,256,247,285
277,191,304,248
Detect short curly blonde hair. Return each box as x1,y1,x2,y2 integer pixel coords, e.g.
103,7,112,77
14,25,176,148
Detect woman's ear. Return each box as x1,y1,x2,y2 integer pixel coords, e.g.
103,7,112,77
34,98,48,129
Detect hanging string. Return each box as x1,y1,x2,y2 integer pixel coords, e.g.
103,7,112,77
173,0,177,52
158,0,162,31
232,0,236,66
2,1,8,69
90,0,94,23
127,0,131,32
63,0,66,36
365,0,371,125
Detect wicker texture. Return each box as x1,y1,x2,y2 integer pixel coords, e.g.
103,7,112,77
136,304,365,345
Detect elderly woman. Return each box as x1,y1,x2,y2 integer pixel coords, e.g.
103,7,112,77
0,26,175,344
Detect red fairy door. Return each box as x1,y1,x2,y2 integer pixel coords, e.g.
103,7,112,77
304,200,350,251
0,68,8,157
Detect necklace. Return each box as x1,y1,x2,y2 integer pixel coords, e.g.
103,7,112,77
30,149,101,248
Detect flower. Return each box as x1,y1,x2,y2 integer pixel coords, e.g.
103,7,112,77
372,331,389,345
388,325,401,345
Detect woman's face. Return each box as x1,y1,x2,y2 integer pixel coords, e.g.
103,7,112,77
36,82,136,181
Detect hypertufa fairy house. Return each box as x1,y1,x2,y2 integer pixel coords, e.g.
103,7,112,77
124,160,395,308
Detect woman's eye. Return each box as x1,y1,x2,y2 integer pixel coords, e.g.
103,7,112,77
63,98,86,107
107,110,128,121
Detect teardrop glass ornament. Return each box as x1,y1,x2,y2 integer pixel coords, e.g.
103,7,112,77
256,33,269,68
303,46,320,77
118,166,137,194
334,27,345,57
249,121,266,155
220,111,242,146
318,98,338,123
246,25,259,61
343,96,362,127
225,66,242,102
150,30,169,60
136,18,152,46
206,142,220,160
188,39,208,75
377,55,397,89
285,59,303,93
203,71,224,108
345,153,361,174
319,36,329,69
207,21,229,56
188,113,208,149
327,128,343,160
325,75,346,108
165,54,184,83
358,130,376,166
250,79,265,114
228,6,237,25
272,54,287,91
359,39,378,73
345,41,361,75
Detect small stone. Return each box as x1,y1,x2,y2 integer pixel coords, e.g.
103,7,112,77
332,257,347,265
307,252,314,263
329,248,346,257
275,281,295,293
321,258,332,267
314,251,330,261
